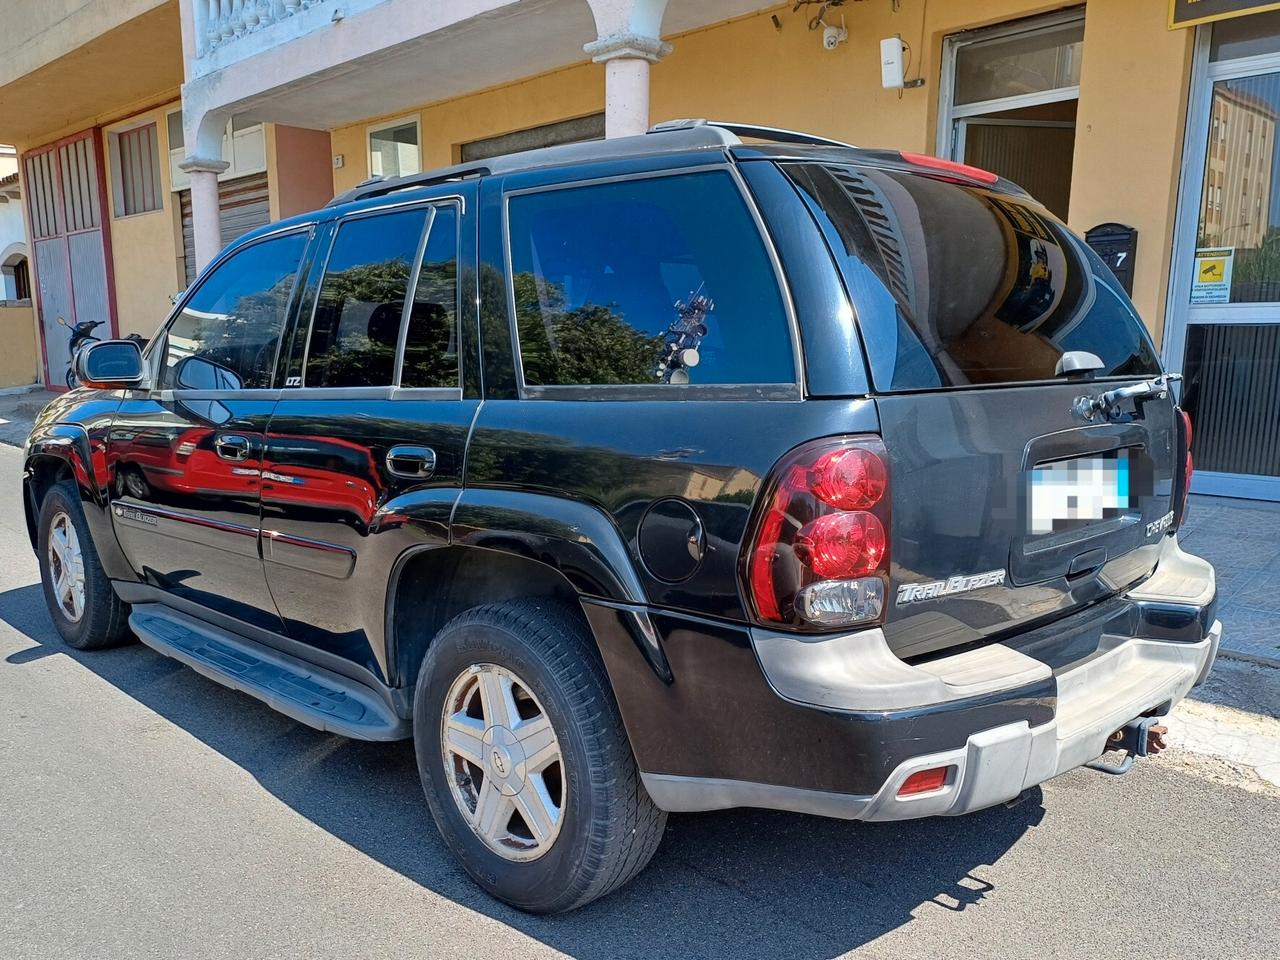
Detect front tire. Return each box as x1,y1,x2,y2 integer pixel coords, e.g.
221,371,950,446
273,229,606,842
37,481,132,650
414,599,666,913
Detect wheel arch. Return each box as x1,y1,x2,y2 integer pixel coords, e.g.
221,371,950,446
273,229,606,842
22,453,76,549
24,421,136,581
387,544,586,693
387,487,654,697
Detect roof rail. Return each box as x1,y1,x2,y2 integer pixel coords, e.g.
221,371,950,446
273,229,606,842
324,119,852,209
327,162,491,207
648,119,857,150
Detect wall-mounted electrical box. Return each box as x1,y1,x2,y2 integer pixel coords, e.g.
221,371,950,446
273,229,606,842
880,37,905,89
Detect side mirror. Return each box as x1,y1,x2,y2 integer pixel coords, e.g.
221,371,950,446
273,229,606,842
75,339,145,389
174,354,244,391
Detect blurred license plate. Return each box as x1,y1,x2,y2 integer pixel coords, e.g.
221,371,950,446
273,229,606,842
1028,449,1133,535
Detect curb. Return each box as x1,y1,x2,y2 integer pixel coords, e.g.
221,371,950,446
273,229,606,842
1219,648,1280,670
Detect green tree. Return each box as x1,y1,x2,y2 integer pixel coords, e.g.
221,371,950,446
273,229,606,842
512,272,664,386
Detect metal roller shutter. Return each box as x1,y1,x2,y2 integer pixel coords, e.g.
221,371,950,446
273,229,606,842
179,171,271,286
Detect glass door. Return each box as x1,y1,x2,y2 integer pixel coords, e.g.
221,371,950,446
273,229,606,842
1167,15,1280,500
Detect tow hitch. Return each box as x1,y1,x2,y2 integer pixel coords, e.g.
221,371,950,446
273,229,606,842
1085,716,1169,776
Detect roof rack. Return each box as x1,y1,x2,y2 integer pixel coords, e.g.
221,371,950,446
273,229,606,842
648,119,857,150
327,162,492,207
326,119,857,208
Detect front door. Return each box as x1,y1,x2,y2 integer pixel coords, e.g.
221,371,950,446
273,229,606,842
109,227,312,632
261,192,477,680
23,131,116,388
1167,19,1280,500
939,10,1084,219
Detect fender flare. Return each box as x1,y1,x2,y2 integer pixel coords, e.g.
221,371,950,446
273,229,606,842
24,421,135,580
450,487,648,604
381,488,670,691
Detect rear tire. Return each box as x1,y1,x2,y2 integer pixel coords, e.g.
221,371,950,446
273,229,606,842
414,599,666,913
37,481,132,650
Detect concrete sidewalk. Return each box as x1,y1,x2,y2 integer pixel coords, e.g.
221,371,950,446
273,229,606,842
0,388,56,448
1179,494,1280,666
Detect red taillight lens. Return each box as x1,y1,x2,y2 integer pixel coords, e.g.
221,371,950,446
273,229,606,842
795,511,886,578
899,151,999,184
1175,409,1194,527
811,447,887,510
898,766,952,797
745,436,891,628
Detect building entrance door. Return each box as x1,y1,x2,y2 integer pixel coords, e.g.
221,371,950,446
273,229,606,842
938,10,1084,219
1167,15,1280,501
23,130,115,388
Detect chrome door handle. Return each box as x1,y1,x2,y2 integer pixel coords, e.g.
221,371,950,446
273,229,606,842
386,445,436,479
215,434,251,461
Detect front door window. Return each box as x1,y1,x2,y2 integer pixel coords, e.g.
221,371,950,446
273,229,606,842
159,231,307,390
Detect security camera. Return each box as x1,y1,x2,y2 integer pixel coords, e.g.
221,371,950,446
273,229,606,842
822,21,848,50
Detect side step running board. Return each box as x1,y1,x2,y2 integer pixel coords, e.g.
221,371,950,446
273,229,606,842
129,605,410,741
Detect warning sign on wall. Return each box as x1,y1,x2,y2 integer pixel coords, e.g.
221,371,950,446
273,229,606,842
1192,247,1235,304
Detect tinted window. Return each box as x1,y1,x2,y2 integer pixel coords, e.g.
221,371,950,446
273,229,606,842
507,171,793,387
160,231,307,390
401,204,460,388
788,163,1161,390
305,208,427,388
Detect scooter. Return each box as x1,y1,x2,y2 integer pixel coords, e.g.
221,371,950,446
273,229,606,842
60,317,147,388
59,316,105,389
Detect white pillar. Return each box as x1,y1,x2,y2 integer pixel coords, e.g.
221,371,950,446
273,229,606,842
603,57,652,139
584,0,671,139
179,158,229,273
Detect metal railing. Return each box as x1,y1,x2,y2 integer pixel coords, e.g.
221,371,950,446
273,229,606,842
192,0,333,58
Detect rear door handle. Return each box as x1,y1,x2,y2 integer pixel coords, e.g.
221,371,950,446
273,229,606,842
215,434,251,462
386,445,436,479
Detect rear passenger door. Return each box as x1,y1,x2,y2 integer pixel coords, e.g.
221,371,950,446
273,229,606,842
260,189,479,680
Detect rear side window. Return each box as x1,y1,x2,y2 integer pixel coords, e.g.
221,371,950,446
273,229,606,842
507,171,794,388
401,204,460,389
305,208,427,388
160,231,307,390
787,163,1161,391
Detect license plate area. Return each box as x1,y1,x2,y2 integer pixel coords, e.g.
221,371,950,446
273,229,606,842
1028,448,1140,539
1011,424,1152,585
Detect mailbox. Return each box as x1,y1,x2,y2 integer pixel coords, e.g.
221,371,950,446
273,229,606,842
1085,222,1138,296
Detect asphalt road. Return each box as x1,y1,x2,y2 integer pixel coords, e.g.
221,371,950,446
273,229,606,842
0,442,1277,960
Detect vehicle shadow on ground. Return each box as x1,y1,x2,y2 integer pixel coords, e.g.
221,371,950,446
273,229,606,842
0,583,1047,960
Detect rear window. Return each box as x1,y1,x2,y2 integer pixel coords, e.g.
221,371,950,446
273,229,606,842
506,171,795,388
786,163,1161,391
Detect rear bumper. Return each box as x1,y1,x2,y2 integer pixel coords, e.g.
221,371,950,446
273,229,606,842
643,619,1219,821
592,537,1219,821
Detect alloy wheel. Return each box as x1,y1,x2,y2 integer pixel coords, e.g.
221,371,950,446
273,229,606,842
47,511,86,624
440,663,565,861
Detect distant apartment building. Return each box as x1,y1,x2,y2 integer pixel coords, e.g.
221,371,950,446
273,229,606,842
0,0,1279,499
1200,85,1277,251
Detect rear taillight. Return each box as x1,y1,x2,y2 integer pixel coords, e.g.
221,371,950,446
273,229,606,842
746,436,891,629
1175,408,1194,527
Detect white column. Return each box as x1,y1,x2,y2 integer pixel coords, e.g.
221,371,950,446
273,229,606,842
585,0,671,139
604,57,651,139
179,157,230,273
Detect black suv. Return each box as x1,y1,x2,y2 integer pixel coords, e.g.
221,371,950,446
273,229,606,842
25,121,1220,913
